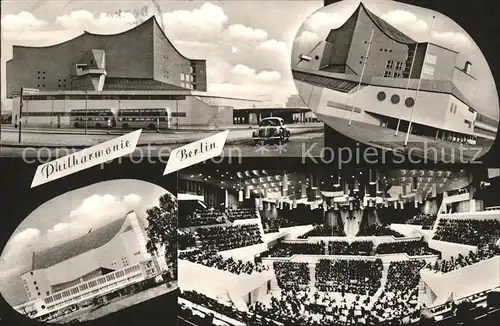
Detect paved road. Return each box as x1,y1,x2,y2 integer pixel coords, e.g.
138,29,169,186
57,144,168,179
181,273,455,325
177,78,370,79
321,116,491,163
0,132,325,159
222,132,325,158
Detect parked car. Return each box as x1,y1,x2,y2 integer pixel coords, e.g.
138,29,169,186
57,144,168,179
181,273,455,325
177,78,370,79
252,117,291,144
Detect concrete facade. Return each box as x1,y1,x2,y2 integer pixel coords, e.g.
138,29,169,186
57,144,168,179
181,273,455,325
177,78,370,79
6,17,206,96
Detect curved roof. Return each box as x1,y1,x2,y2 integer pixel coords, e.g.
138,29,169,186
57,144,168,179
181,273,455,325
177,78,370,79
32,217,127,270
326,3,415,45
360,3,415,44
12,16,202,62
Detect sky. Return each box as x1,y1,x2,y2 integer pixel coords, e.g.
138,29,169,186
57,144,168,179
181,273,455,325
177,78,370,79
1,0,497,117
0,0,323,108
292,0,499,119
0,179,173,306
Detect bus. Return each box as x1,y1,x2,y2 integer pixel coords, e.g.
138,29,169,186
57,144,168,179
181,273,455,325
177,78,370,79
117,108,172,130
70,109,117,129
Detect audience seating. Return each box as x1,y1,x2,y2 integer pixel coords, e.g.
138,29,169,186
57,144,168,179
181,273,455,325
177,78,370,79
273,261,310,291
298,225,346,238
426,244,500,273
178,249,269,275
375,240,436,256
263,242,326,257
405,214,437,230
357,224,405,237
196,224,263,252
178,231,197,250
315,259,383,296
371,260,426,323
226,208,258,222
432,219,500,246
180,208,225,227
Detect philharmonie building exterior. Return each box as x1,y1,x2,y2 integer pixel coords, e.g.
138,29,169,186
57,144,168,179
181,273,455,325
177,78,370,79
13,211,168,321
6,16,256,129
293,3,499,144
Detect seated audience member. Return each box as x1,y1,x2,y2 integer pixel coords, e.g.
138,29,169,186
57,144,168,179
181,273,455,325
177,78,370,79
178,249,269,275
357,224,405,237
376,240,435,256
273,261,310,291
225,207,258,222
196,223,263,251
432,219,500,246
315,258,383,296
263,242,326,257
298,224,346,238
405,214,437,230
426,244,500,273
179,208,226,227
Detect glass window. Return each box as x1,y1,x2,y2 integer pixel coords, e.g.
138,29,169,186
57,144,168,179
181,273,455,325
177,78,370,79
385,60,394,69
384,71,391,77
425,54,437,65
181,73,185,81
422,65,435,77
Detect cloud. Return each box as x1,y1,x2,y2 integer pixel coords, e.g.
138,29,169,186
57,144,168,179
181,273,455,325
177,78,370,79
39,193,143,248
304,11,345,32
1,29,81,45
257,71,282,82
124,193,143,211
0,228,41,262
1,11,48,32
225,24,268,42
56,10,137,34
431,30,471,48
259,39,288,54
295,30,321,47
206,59,291,103
162,3,228,42
232,64,256,77
381,9,428,33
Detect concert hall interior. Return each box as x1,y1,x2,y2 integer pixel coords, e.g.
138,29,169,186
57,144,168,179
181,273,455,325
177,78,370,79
177,167,500,326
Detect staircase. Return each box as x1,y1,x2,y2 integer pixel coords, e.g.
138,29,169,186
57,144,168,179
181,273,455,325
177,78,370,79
309,263,316,289
418,278,427,306
367,263,389,309
269,278,281,294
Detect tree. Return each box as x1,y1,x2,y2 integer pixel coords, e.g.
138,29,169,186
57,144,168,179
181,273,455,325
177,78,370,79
145,193,178,277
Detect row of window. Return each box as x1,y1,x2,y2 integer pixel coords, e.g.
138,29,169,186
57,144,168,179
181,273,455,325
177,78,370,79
44,274,143,313
476,113,498,128
385,60,404,71
474,126,496,137
44,264,142,304
19,111,186,118
21,95,187,101
180,73,193,82
383,71,402,78
181,82,194,89
376,91,415,108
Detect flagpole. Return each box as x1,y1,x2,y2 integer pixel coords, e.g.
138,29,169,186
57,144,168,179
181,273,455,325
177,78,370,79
395,42,419,136
348,27,374,126
404,16,436,146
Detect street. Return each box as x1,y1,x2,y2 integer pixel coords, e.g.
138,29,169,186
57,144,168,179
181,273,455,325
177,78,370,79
0,128,325,159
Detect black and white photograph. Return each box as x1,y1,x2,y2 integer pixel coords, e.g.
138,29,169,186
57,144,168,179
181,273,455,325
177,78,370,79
0,161,178,325
292,0,499,163
0,0,329,159
177,166,500,325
